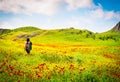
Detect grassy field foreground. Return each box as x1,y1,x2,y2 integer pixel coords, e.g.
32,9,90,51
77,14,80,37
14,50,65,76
0,27,120,82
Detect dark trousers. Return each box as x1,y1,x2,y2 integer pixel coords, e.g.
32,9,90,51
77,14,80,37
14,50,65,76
26,49,30,54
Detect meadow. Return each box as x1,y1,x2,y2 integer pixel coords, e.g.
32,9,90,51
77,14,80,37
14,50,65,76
0,27,120,82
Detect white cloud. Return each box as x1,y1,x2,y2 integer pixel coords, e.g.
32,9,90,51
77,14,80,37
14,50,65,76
0,0,119,19
0,0,63,15
61,16,96,32
0,0,119,32
0,0,95,15
90,5,120,20
114,12,120,19
65,0,94,10
0,21,13,29
90,6,104,18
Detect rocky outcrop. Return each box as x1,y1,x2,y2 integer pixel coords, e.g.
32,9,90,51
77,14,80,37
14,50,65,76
113,22,120,32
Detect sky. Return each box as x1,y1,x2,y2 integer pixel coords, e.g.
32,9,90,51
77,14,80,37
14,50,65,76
0,0,120,32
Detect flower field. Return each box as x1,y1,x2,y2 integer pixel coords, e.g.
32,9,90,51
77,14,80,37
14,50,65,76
0,39,120,82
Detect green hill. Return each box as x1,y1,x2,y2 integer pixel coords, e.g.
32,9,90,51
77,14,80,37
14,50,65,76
95,22,120,42
0,22,120,46
14,26,40,32
0,29,11,35
0,23,120,82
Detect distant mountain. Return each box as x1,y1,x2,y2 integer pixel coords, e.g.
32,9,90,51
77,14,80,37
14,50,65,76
110,22,120,32
0,24,120,43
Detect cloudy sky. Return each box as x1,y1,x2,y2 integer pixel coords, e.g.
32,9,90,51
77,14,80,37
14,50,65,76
0,0,120,32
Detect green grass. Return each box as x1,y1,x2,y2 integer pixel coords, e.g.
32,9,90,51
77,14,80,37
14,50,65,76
0,27,120,82
13,26,40,32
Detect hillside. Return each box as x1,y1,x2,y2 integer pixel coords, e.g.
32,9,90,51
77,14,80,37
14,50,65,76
0,24,120,82
111,21,120,32
95,22,120,42
0,22,120,46
14,26,40,32
0,28,11,35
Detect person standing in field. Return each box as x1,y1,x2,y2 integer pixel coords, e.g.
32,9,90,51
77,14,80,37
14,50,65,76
25,38,32,55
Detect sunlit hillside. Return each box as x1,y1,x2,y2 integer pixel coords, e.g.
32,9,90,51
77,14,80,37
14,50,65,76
0,24,120,82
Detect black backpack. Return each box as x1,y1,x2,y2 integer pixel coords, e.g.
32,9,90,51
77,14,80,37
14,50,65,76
26,41,32,50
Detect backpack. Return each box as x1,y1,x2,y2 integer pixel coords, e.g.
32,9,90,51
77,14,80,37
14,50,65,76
25,41,32,50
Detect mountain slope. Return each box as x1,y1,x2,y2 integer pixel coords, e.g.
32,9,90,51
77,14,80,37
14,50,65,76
0,29,11,35
112,22,120,32
95,22,120,42
108,22,120,33
14,26,40,32
0,22,120,46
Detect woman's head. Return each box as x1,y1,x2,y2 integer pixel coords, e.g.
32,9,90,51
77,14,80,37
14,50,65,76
27,38,30,42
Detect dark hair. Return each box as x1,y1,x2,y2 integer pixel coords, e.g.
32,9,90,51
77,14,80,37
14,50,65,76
27,38,30,42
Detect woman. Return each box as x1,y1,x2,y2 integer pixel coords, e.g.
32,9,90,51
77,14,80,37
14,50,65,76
25,38,32,54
